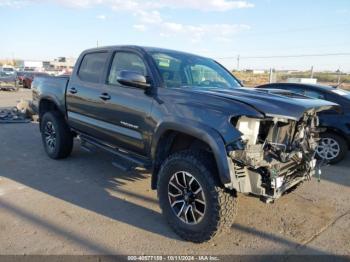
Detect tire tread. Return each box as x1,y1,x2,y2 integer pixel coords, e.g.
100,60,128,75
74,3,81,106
157,150,238,243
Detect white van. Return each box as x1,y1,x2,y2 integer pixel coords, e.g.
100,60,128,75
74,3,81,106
0,65,16,75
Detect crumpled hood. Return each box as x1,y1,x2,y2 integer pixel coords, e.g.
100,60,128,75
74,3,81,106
188,87,339,120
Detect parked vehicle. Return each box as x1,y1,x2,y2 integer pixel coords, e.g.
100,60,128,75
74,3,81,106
23,72,49,89
256,83,350,164
0,65,16,75
32,46,338,243
16,71,27,85
0,71,18,91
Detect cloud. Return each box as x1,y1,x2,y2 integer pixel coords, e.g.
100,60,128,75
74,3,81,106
96,14,107,20
160,22,250,42
136,10,163,24
2,0,252,44
135,18,250,43
1,0,254,12
158,0,255,12
0,0,29,7
127,4,251,43
133,24,147,32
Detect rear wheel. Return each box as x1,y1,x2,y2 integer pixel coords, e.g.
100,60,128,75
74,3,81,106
157,150,238,243
316,132,347,164
40,111,73,159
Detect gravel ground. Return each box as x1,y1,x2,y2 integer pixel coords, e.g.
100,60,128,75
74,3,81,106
0,89,349,256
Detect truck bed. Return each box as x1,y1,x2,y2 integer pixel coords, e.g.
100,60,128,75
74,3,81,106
32,76,70,115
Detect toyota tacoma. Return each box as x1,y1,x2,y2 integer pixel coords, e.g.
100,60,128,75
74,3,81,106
32,46,338,243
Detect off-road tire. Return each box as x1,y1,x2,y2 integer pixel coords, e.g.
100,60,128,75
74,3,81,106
317,132,347,164
40,111,73,159
157,150,238,243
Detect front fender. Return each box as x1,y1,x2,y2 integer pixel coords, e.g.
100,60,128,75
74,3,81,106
151,119,237,187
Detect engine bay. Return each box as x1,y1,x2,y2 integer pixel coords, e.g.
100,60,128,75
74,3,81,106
228,113,322,201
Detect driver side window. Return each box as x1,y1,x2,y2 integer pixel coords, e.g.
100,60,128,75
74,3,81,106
108,52,146,85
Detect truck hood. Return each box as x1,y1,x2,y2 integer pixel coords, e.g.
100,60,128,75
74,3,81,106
187,87,339,120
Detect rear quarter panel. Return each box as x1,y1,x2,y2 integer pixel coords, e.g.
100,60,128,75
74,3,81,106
32,76,70,116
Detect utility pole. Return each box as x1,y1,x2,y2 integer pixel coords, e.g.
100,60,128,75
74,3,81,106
96,40,99,48
310,66,314,78
337,69,341,85
269,68,273,83
11,52,15,66
237,55,240,71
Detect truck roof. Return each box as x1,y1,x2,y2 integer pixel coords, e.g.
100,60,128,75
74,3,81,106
82,45,207,59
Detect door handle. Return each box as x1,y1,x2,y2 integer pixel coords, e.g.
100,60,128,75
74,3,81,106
99,93,111,101
69,87,77,94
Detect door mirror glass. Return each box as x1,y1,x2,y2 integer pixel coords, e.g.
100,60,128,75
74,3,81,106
117,70,150,89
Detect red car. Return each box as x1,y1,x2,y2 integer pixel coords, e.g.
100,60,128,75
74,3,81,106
16,71,28,85
22,72,48,89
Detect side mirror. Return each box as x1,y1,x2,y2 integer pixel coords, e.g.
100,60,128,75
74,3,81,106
117,70,150,89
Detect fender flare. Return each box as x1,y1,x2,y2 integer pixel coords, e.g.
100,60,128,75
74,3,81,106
151,120,235,188
38,95,66,117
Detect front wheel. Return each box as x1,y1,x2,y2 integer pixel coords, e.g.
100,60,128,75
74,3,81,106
40,111,73,159
316,132,347,164
157,150,238,243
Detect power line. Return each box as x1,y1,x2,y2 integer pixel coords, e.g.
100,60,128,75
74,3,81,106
217,53,350,60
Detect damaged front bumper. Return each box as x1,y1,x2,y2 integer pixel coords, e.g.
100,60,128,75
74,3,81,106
226,113,323,202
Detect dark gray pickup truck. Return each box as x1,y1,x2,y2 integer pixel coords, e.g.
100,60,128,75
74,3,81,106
32,45,338,243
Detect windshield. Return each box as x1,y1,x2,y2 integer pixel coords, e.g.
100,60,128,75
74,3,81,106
150,51,241,89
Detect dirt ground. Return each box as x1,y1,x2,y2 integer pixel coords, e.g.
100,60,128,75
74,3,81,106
0,89,349,256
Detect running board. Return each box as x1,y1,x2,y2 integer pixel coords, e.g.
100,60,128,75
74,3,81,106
79,135,151,171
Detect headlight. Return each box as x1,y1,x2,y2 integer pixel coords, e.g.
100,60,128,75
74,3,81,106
236,117,260,145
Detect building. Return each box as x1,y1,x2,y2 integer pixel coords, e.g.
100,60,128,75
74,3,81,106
287,78,317,84
17,60,44,71
25,61,43,71
50,57,76,71
244,69,266,74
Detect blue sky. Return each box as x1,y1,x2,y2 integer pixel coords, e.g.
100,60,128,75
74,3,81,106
1,0,349,71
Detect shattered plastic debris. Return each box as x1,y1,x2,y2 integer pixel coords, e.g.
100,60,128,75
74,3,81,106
16,99,36,118
0,108,30,123
0,99,36,123
0,82,18,92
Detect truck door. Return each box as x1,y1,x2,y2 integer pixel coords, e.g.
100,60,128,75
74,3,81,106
99,51,154,156
66,51,112,141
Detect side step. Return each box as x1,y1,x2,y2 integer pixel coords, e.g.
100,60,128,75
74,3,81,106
112,160,131,172
79,135,151,172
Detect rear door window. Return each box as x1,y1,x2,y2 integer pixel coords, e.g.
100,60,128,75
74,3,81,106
78,52,109,83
